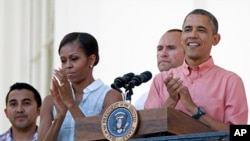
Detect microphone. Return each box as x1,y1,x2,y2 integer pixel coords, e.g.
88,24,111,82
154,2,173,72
111,72,135,89
127,71,152,89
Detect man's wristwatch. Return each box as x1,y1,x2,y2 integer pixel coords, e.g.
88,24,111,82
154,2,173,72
192,106,205,119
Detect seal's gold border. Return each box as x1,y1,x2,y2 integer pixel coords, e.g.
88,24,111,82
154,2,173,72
101,101,138,141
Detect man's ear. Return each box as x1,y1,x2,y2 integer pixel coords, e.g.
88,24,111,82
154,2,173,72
213,33,221,46
37,107,41,116
4,108,9,118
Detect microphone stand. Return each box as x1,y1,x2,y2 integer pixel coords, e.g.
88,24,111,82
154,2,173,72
125,88,133,103
124,83,135,103
111,83,135,104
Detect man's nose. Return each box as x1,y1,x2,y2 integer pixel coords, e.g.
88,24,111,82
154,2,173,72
16,104,24,112
189,30,199,38
160,48,169,57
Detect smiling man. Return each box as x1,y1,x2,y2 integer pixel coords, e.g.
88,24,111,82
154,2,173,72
0,82,42,141
144,9,248,132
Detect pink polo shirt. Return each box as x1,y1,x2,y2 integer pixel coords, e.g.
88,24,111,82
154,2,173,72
144,57,248,124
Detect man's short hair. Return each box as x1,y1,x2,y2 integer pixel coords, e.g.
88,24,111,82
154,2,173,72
5,82,42,107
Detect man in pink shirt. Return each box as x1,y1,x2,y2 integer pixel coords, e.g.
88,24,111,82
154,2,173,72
144,9,248,131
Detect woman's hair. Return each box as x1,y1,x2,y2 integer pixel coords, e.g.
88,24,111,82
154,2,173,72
58,32,99,66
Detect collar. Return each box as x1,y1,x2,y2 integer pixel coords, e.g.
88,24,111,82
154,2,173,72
71,79,104,100
183,57,215,77
7,126,38,141
83,79,103,93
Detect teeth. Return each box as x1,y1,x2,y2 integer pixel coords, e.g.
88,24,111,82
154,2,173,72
188,42,199,46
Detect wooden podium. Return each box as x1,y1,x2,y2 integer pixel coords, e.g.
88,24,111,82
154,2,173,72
75,107,215,140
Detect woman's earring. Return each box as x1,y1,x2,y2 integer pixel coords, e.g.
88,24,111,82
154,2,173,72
90,65,93,68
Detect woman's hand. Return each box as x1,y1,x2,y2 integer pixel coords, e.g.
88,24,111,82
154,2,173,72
50,76,67,117
53,68,74,109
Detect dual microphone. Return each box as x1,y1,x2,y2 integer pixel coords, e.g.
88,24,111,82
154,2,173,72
111,71,152,91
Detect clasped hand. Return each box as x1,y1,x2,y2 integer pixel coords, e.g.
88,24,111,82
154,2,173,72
164,72,197,113
50,68,74,116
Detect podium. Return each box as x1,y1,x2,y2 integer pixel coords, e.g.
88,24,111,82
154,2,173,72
75,107,216,141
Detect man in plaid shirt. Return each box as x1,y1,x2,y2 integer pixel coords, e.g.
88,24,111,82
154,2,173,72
0,82,41,141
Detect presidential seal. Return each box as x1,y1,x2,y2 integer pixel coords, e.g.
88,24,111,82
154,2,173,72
101,101,138,141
